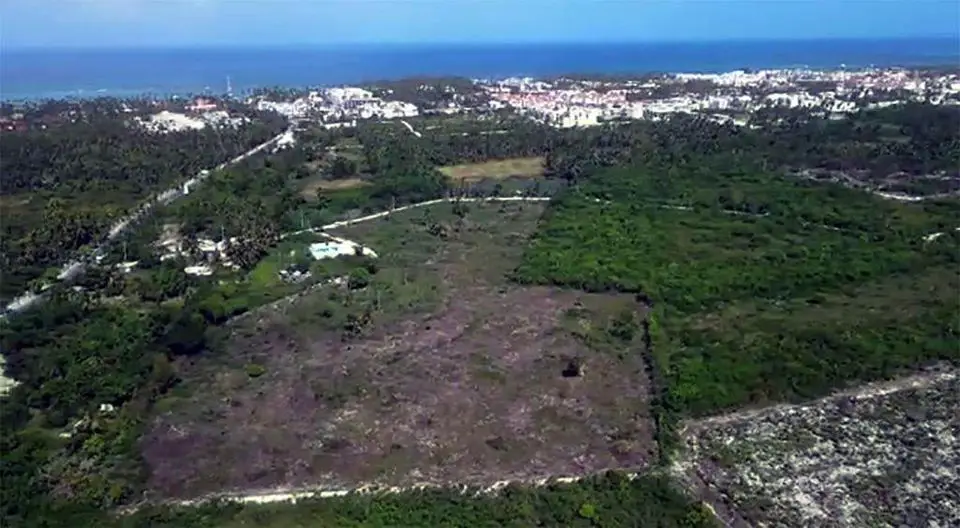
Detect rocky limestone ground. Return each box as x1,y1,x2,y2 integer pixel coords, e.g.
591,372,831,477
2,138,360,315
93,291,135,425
679,368,959,528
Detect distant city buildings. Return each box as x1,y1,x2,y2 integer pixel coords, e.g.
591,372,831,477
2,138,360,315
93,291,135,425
135,105,249,133
185,97,219,113
478,68,960,129
124,67,960,134
253,86,419,124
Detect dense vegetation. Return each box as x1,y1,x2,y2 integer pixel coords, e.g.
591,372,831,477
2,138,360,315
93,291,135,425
301,103,960,204
515,109,960,455
363,76,491,109
1,96,958,526
416,116,557,166
764,102,960,176
1,292,181,519
0,103,286,301
519,163,959,303
516,162,958,407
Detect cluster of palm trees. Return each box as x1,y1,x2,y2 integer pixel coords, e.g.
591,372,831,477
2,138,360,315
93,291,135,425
0,104,287,301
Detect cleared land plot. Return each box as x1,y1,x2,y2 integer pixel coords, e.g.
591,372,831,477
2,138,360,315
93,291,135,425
301,178,370,195
681,368,960,527
142,201,656,500
439,157,544,182
299,177,370,201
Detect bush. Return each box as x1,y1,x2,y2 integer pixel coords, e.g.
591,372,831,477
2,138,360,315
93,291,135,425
244,364,266,378
347,268,371,290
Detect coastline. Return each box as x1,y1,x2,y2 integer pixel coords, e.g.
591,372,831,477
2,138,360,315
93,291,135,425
3,38,958,102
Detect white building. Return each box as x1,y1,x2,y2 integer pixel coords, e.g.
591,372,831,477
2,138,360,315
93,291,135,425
308,240,377,260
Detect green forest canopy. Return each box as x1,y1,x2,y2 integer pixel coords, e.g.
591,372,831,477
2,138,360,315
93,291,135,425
515,157,959,426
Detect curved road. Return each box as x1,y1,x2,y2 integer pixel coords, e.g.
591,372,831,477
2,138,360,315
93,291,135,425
281,195,552,240
6,182,952,320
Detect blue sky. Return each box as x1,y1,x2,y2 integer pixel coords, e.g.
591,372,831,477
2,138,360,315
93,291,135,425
1,0,958,49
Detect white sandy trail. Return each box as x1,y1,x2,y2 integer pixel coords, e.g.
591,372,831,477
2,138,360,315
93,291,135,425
170,471,636,508
678,368,958,436
281,196,551,240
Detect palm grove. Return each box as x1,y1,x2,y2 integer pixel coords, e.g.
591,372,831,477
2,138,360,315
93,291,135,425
0,97,958,527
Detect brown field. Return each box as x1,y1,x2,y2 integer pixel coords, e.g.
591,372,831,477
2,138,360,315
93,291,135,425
439,157,544,181
141,202,655,500
300,177,370,200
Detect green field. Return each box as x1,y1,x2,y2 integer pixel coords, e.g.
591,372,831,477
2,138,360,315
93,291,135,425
439,156,545,182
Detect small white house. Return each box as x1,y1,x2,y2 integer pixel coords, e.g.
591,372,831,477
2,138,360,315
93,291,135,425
116,261,140,274
184,265,214,276
308,241,356,260
308,240,377,260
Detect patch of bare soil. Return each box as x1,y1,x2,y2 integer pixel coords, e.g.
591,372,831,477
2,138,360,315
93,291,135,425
143,267,654,499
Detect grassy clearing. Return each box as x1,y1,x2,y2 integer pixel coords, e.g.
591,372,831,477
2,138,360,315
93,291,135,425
299,177,370,201
439,157,544,182
176,234,366,330
330,200,545,280
244,234,340,290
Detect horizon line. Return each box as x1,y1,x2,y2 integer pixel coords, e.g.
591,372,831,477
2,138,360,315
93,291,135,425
6,35,959,53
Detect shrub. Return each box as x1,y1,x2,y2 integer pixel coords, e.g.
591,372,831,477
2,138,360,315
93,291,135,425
244,364,266,378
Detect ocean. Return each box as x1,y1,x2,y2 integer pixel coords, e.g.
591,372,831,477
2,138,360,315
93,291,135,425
2,39,958,101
